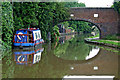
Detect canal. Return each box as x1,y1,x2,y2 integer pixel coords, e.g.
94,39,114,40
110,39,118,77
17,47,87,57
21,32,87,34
2,34,120,79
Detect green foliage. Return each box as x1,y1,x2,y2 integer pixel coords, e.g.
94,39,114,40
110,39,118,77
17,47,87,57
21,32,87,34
58,21,94,34
88,34,100,38
2,50,14,78
37,2,69,41
68,27,73,30
97,46,119,53
13,2,39,30
1,2,14,49
64,2,86,7
51,25,60,41
60,21,69,28
13,2,69,41
1,2,69,50
112,1,120,13
91,39,120,47
68,21,93,33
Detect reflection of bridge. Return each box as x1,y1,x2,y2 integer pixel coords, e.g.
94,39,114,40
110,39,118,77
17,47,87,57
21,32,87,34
64,8,119,38
51,49,118,78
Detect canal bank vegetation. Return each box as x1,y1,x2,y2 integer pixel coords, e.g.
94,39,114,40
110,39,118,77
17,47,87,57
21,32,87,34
57,21,97,36
91,39,120,47
1,2,87,50
112,1,120,13
86,34,120,49
103,34,120,41
1,2,70,50
13,2,69,42
97,46,119,53
88,34,99,38
1,2,14,50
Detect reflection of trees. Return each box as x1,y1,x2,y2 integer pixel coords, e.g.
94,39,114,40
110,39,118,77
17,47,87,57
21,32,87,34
54,41,69,57
2,45,70,78
59,36,66,44
2,51,15,78
89,45,99,52
14,50,69,78
64,41,89,60
54,34,95,60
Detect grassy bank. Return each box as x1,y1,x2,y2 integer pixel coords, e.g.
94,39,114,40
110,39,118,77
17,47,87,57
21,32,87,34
88,34,99,38
86,34,120,48
103,34,120,41
91,39,120,47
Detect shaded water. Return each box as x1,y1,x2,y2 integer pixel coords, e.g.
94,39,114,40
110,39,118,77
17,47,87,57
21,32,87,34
2,34,120,79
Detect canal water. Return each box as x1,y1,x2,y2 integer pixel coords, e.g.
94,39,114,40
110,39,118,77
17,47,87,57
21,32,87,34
2,34,120,79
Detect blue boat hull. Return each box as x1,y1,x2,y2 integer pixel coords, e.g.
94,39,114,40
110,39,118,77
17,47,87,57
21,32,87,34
14,43,35,47
13,39,44,47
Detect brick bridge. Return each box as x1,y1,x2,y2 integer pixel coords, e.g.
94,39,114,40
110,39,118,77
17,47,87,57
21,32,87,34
66,8,119,38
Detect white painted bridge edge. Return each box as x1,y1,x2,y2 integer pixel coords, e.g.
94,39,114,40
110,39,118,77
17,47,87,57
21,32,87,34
63,75,115,80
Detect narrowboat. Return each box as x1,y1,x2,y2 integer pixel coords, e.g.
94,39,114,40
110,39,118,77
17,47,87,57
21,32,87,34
13,28,44,47
13,47,44,65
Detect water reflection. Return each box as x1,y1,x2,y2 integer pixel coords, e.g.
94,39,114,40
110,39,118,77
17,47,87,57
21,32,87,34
13,47,44,65
2,34,120,79
86,46,100,60
54,35,100,61
59,35,75,44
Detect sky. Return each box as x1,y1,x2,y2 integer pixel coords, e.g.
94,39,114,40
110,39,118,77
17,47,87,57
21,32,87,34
78,0,114,7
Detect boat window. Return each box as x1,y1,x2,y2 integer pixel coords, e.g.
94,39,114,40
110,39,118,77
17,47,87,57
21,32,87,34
33,31,41,40
38,32,40,39
35,33,37,40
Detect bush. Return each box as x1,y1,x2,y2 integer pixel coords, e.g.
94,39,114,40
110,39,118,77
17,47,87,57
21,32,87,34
1,2,14,50
13,2,69,41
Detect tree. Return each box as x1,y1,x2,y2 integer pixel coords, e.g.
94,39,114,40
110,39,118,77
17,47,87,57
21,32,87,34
13,2,39,30
13,2,69,41
1,2,14,49
68,21,93,33
64,2,86,7
112,1,120,14
37,2,69,41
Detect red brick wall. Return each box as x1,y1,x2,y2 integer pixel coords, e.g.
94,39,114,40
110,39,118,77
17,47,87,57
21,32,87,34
69,8,119,38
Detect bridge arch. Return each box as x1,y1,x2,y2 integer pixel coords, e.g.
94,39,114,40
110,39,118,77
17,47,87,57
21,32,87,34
68,8,119,38
57,19,101,38
53,8,119,39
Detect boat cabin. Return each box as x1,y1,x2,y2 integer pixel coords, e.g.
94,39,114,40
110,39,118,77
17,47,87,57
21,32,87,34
13,28,44,47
